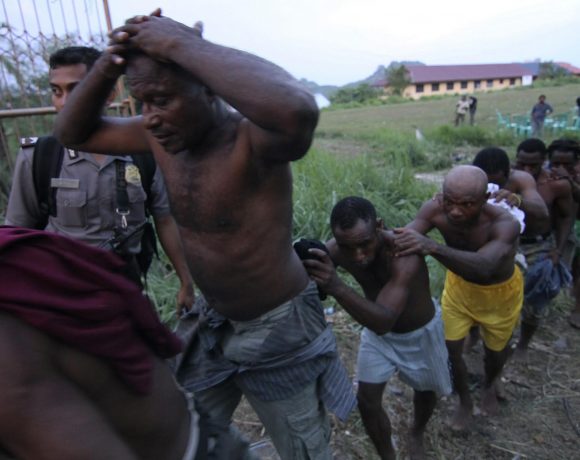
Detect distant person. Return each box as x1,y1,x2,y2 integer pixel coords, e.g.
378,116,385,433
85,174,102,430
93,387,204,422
54,12,355,460
4,46,194,311
575,97,580,117
302,197,451,460
546,139,580,329
468,95,478,125
513,139,574,361
530,95,553,137
455,95,470,126
394,165,523,432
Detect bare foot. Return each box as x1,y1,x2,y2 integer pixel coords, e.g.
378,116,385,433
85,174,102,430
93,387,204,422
481,386,499,416
511,346,528,364
407,433,426,460
495,378,508,402
448,402,473,432
569,310,580,329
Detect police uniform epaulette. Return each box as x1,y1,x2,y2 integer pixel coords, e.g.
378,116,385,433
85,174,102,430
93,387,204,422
20,136,38,148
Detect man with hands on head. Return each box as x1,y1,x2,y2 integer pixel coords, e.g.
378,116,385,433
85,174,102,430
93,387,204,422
303,197,451,460
393,165,523,432
54,10,355,460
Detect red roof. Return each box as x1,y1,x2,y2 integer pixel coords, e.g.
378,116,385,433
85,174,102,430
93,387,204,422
406,64,532,84
555,62,580,75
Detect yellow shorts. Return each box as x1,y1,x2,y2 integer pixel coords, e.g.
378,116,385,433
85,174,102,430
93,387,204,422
441,267,523,351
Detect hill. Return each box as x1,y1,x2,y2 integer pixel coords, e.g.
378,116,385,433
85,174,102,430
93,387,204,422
301,61,425,98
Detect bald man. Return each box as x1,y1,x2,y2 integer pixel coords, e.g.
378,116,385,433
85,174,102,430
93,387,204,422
394,165,523,432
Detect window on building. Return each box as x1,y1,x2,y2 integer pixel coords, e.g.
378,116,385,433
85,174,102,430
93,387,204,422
432,83,439,92
486,79,493,88
509,78,516,85
446,82,454,90
416,84,424,93
499,79,504,84
474,80,481,89
460,81,468,89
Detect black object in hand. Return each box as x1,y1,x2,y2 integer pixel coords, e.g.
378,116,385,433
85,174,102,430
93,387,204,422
293,238,329,261
293,238,329,300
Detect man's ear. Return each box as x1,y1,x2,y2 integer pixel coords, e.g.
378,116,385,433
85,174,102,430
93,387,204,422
376,218,384,230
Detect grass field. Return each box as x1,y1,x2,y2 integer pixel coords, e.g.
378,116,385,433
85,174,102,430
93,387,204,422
317,82,580,137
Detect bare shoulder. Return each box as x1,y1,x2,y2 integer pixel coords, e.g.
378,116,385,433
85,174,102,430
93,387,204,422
417,195,442,219
510,169,537,191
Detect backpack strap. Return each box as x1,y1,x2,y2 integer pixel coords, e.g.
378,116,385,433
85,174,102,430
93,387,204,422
129,153,156,214
32,136,64,230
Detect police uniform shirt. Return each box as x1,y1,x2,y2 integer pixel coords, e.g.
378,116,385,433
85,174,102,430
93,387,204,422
5,143,171,251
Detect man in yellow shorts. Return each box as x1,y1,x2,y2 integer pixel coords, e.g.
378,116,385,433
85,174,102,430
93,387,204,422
394,165,523,432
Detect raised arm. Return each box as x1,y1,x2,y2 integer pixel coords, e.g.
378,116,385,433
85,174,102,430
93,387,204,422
303,248,417,335
396,215,519,284
513,170,549,223
111,15,318,162
53,49,149,155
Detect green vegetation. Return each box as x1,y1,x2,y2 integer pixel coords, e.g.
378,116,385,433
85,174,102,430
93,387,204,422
384,63,410,96
2,80,580,319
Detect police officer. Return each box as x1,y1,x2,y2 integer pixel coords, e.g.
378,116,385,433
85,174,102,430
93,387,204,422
5,46,194,314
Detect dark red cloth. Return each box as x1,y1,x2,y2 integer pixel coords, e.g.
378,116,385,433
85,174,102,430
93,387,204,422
0,226,182,394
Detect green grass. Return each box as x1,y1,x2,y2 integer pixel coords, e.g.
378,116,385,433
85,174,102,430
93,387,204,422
3,80,580,316
318,82,580,136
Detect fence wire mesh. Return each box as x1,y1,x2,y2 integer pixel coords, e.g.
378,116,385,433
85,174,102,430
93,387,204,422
0,0,112,213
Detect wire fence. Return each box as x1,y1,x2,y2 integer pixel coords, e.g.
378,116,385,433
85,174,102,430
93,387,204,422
0,0,116,213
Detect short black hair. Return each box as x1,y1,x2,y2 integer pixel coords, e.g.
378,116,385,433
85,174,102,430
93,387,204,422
517,138,547,157
330,196,377,231
473,147,510,177
49,46,101,71
547,139,580,160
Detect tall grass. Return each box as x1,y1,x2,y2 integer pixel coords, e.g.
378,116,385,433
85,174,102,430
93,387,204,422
292,144,436,241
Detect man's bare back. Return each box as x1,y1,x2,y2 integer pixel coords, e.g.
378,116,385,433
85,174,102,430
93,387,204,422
0,313,190,460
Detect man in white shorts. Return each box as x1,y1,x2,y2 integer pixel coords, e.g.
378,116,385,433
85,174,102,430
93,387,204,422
302,197,451,460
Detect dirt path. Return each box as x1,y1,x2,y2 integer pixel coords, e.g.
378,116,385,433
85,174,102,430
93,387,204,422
236,295,580,459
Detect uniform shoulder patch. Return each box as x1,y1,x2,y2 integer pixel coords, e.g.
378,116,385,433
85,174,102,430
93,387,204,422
20,136,38,148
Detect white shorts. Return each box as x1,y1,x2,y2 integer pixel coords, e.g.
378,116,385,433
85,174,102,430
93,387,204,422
356,306,452,396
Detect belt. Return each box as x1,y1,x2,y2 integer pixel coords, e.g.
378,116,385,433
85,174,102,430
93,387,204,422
519,232,551,245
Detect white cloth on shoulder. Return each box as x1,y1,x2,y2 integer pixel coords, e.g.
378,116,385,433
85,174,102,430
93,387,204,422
487,183,525,233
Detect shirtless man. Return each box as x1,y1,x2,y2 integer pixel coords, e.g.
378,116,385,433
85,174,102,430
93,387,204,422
0,226,245,460
302,197,451,460
469,147,548,350
54,12,354,460
546,139,580,328
393,165,523,431
472,146,549,223
512,139,574,360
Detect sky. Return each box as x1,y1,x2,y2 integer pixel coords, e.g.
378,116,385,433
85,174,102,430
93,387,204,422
4,0,580,86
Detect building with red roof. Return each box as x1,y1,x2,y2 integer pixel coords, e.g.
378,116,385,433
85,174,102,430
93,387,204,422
391,63,534,99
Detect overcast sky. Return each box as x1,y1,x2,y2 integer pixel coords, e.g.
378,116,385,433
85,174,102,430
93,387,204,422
104,0,579,86
4,0,579,86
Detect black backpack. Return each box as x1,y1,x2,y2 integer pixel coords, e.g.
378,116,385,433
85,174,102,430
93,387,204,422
31,136,159,279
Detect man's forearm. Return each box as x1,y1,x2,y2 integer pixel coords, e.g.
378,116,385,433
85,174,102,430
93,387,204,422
329,283,398,335
430,243,496,284
54,56,119,145
166,37,318,141
154,215,193,287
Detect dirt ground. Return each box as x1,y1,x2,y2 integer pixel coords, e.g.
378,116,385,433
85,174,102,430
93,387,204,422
235,294,580,460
